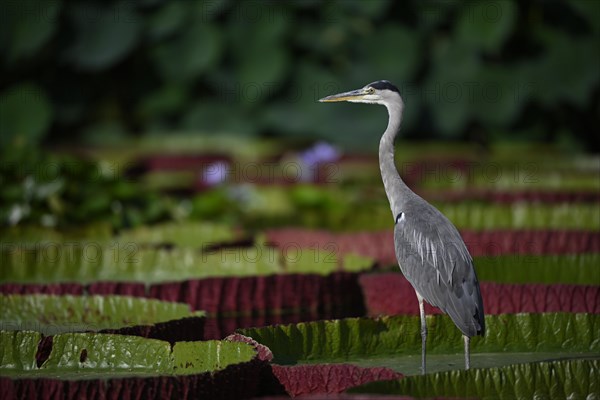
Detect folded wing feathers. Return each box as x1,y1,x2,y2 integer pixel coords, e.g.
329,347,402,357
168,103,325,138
394,205,484,337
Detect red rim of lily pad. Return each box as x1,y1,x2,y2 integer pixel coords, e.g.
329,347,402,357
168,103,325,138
225,333,403,397
1,273,366,340
266,229,600,265
0,358,267,400
359,273,600,316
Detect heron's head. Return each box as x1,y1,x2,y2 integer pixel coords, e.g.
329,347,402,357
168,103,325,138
319,80,401,106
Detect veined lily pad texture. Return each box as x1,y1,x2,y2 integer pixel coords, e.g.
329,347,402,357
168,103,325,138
251,186,600,231
349,359,599,398
437,203,600,231
404,157,600,192
0,274,368,341
0,243,373,339
237,313,600,397
473,254,600,285
240,313,599,376
0,224,114,245
116,221,239,248
0,331,265,399
0,242,373,284
0,295,205,342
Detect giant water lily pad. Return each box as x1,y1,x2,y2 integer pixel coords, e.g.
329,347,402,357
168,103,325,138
240,313,599,376
0,222,235,251
474,254,600,285
436,203,600,231
0,224,114,245
0,242,373,284
350,359,599,398
0,295,205,336
260,186,600,231
413,161,600,191
0,331,257,378
0,331,264,400
116,221,238,248
0,246,372,334
376,254,600,285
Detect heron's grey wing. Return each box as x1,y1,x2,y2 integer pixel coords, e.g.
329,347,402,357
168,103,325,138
393,203,485,337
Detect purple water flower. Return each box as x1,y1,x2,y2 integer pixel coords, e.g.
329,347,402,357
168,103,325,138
201,161,229,186
299,141,341,167
297,141,341,182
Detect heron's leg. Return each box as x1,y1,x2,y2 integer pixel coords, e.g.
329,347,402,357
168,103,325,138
417,293,427,375
464,335,470,370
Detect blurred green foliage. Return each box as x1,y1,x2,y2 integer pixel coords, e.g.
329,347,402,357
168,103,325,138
0,147,172,229
2,139,598,231
1,0,599,150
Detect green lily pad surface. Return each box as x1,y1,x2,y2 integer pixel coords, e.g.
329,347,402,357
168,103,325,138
378,254,600,285
0,222,238,252
474,254,600,284
228,186,600,231
240,313,599,376
0,330,256,379
116,222,238,248
350,359,599,398
436,203,599,231
1,243,373,284
0,224,114,244
0,295,204,335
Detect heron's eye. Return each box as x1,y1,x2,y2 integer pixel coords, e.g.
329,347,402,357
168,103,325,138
367,88,375,94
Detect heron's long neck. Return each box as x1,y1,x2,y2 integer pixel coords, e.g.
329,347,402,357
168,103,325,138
379,100,413,216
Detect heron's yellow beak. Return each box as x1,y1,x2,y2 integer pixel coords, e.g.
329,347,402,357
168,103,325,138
319,89,366,102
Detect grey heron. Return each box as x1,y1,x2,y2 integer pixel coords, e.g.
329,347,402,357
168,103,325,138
320,80,485,374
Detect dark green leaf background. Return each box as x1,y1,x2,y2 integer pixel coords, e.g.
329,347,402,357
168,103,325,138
1,0,598,150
